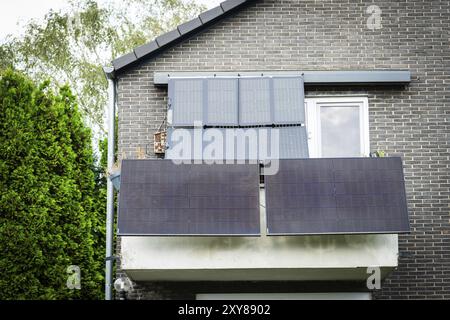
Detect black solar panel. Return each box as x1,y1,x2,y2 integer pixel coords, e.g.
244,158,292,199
118,160,260,236
265,158,410,235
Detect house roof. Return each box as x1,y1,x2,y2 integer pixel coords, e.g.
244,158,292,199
108,0,256,77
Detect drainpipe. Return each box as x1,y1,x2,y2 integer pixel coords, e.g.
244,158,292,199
103,66,116,300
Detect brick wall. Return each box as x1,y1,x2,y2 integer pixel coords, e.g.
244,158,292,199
115,0,450,299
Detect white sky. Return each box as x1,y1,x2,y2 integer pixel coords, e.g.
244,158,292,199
0,0,221,42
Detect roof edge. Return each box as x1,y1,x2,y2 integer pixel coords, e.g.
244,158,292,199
110,0,256,76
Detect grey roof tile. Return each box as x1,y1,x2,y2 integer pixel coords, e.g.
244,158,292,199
177,17,203,35
134,41,159,59
221,0,247,12
199,6,224,24
112,52,138,70
156,29,181,47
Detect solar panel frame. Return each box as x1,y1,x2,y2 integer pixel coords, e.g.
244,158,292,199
265,157,410,236
118,160,261,236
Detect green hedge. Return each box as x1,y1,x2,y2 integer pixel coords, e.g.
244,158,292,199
0,70,105,299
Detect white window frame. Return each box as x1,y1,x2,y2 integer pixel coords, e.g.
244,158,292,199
305,96,370,158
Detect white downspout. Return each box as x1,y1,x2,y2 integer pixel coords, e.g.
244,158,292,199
103,66,116,300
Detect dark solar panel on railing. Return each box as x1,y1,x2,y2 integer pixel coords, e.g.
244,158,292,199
265,157,410,235
118,160,261,236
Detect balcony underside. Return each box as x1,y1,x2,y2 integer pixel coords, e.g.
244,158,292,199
121,234,398,282
125,267,395,282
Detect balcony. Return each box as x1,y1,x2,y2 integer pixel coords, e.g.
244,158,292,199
117,158,408,282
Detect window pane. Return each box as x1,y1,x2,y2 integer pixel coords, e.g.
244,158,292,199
320,106,361,157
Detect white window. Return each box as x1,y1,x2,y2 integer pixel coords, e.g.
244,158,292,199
305,97,370,158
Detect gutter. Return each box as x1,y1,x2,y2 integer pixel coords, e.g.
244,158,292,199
103,66,116,300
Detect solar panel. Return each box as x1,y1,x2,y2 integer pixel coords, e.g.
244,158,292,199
271,126,309,159
205,78,239,126
273,77,305,124
265,157,410,235
169,78,204,126
168,76,306,127
166,126,309,161
239,78,272,125
118,160,261,236
166,127,263,161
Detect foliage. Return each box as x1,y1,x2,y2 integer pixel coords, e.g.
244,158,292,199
4,0,206,132
0,0,206,300
0,69,105,299
0,44,15,72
